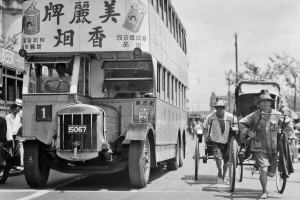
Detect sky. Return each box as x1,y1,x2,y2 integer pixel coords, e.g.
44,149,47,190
171,0,300,111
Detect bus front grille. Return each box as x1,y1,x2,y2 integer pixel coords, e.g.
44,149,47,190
59,114,98,151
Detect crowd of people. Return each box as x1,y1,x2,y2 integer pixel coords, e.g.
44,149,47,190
190,89,296,199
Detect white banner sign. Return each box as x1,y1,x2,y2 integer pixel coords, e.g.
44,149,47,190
22,0,149,53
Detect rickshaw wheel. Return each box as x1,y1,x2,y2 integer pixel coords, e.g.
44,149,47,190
24,142,50,188
229,137,238,192
239,162,243,182
129,137,151,188
276,166,286,193
194,136,200,181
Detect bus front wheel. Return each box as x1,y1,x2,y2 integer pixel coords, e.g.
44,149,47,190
24,142,50,188
128,137,151,188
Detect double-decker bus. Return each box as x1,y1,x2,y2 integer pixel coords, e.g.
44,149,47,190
20,0,188,188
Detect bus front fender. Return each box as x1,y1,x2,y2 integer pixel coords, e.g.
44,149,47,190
125,123,153,141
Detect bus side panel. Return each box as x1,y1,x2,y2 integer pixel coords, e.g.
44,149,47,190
155,98,187,162
92,99,134,136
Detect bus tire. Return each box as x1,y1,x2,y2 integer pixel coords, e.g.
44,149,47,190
128,137,151,188
24,142,50,188
167,138,180,170
179,138,184,167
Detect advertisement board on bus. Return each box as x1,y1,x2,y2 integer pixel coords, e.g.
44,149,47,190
22,0,150,53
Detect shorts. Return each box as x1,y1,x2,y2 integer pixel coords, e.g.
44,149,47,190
255,152,277,173
212,141,229,163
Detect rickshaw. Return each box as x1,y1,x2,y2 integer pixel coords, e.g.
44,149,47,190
229,80,292,193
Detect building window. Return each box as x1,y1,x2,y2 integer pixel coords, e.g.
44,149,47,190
162,69,165,92
0,66,23,109
157,63,161,93
167,73,170,98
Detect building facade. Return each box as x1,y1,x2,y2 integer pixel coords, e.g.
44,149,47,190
0,0,24,117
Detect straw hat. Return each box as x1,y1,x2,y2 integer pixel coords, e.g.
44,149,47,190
213,97,227,107
256,89,274,104
15,99,22,106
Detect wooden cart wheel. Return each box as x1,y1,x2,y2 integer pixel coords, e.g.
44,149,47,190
229,137,238,192
276,168,286,194
239,162,243,182
194,136,200,181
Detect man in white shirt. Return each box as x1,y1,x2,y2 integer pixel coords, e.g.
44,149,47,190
6,103,22,149
203,97,236,184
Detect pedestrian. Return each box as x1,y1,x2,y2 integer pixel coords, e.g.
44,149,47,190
203,97,236,184
0,116,7,168
190,119,196,139
239,89,294,199
6,103,22,156
15,99,24,167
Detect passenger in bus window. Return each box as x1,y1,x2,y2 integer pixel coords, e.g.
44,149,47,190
56,63,70,78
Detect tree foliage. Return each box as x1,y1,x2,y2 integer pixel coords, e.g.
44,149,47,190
0,34,19,51
225,53,300,109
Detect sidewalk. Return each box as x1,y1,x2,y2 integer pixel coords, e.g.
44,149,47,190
290,161,300,180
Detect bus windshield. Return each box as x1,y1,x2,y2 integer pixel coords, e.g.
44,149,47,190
28,59,74,94
103,61,153,98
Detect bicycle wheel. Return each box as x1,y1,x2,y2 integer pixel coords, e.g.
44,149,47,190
276,166,286,193
194,136,200,181
229,137,238,192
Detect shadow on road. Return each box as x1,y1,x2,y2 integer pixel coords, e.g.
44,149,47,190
203,186,284,200
181,174,217,185
54,163,170,191
214,188,282,200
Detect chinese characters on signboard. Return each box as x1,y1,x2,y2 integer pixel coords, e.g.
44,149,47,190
133,100,155,124
22,0,149,52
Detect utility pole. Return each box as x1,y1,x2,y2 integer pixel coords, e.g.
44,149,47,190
235,33,238,86
228,82,231,112
294,77,297,111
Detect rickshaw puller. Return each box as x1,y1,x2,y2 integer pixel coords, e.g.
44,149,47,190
203,97,236,184
239,89,294,199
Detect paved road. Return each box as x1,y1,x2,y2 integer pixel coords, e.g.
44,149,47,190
1,135,300,200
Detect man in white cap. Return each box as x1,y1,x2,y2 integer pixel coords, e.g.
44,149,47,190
14,99,22,120
14,99,24,169
239,89,294,199
203,97,236,184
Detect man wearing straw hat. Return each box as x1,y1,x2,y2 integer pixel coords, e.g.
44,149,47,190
203,97,236,184
239,89,294,199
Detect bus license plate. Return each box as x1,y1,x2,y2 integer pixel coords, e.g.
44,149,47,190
68,125,87,134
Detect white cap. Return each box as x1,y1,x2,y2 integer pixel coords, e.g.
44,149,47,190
15,99,22,106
